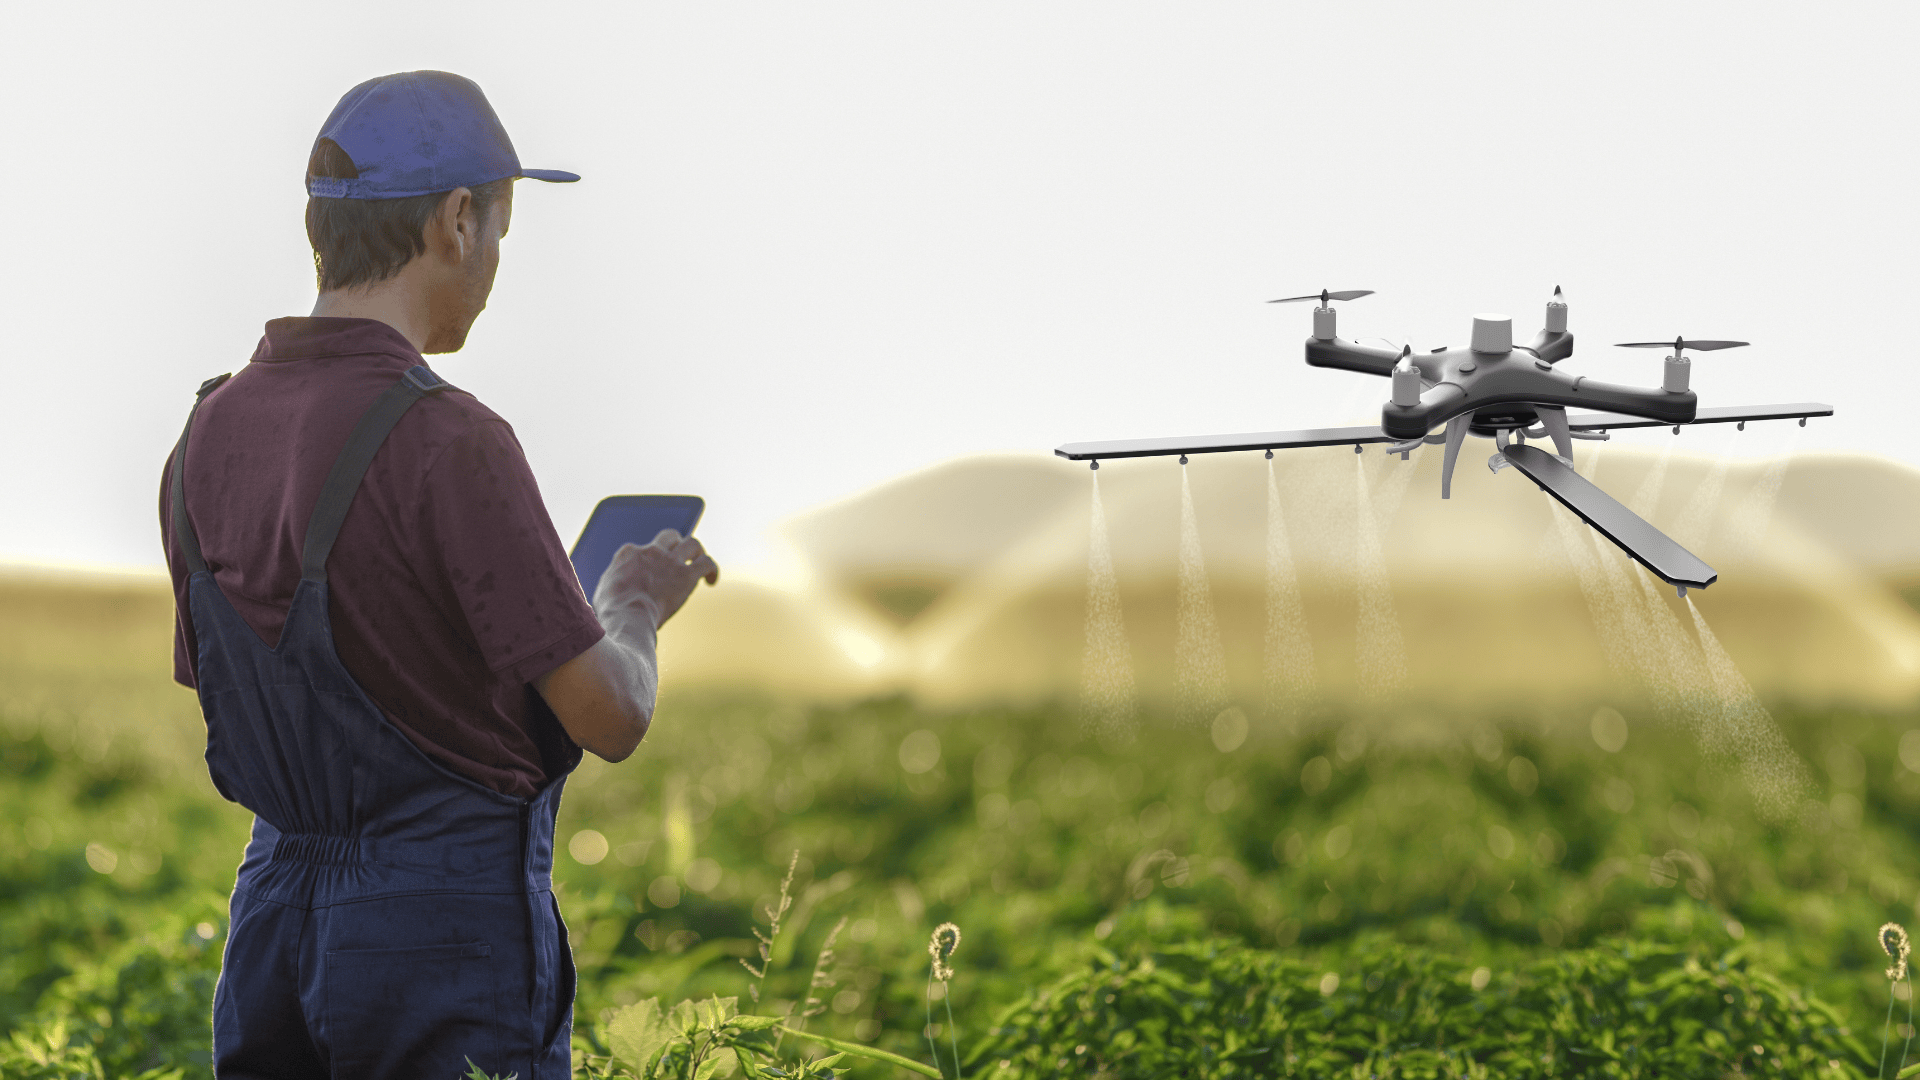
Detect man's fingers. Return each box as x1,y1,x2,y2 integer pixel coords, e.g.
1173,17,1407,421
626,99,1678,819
669,536,716,582
649,528,683,548
688,552,720,586
668,535,706,563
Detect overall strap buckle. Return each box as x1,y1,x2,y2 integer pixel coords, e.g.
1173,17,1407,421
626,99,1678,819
401,365,452,396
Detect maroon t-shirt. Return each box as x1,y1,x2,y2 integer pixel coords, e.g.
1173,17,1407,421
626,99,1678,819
160,317,604,798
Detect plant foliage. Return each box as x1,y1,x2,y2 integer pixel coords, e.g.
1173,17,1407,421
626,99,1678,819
976,936,1870,1078
8,689,1920,1078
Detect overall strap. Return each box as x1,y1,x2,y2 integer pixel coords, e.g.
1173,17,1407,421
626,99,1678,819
301,365,452,582
168,374,234,576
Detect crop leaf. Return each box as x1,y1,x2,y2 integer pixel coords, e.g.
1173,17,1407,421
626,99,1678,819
608,998,674,1073
460,1057,517,1080
670,999,700,1037
697,995,740,1030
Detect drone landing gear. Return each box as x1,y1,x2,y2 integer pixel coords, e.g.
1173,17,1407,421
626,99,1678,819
1537,407,1574,460
1487,429,1516,475
1439,414,1471,499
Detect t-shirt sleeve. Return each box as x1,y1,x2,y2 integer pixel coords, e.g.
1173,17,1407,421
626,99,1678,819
416,419,605,687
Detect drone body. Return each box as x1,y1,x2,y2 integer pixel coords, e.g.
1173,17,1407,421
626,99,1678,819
1055,289,1832,594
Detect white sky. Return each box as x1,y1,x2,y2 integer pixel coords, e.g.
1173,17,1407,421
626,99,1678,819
1,2,1913,574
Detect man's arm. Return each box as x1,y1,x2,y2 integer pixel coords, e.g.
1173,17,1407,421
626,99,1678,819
534,530,718,762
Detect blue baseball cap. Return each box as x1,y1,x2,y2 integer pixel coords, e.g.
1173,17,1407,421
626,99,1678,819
306,71,579,200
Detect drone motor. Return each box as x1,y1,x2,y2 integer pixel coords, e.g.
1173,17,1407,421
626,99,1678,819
1544,286,1567,333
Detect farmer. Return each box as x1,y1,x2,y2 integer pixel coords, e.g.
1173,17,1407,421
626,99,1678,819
159,71,716,1077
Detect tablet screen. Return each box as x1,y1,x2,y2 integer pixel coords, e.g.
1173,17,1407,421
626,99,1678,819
569,495,705,600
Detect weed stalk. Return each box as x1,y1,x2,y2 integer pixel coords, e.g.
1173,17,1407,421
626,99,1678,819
742,850,800,1007
1881,923,1912,1080
793,915,848,1036
926,922,962,1079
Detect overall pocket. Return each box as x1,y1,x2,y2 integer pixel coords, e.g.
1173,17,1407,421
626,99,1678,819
324,941,499,1080
537,890,579,1069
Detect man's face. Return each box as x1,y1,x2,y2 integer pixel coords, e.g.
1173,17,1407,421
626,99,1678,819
423,183,514,354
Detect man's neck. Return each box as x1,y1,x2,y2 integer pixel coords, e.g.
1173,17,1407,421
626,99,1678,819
310,276,432,353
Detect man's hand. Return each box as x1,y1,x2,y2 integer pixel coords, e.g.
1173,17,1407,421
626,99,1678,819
592,530,720,631
535,530,719,762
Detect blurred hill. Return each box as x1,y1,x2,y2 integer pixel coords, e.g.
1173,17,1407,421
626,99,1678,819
7,444,1918,762
660,445,1920,714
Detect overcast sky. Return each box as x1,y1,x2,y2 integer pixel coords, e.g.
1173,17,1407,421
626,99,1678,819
1,2,1912,574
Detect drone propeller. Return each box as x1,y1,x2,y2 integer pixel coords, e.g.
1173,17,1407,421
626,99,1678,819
1615,337,1749,352
1269,289,1374,305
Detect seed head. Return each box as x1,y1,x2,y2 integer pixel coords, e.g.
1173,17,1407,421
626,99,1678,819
928,922,962,982
1881,922,1911,982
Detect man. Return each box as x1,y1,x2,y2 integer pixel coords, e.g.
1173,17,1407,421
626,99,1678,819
159,70,716,1078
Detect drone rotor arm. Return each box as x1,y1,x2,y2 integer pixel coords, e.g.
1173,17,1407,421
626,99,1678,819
1526,327,1576,364
1306,338,1404,377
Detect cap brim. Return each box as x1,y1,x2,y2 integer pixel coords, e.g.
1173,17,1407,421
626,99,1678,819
520,168,580,183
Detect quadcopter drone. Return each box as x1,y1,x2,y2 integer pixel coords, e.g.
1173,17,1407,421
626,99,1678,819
1055,288,1831,595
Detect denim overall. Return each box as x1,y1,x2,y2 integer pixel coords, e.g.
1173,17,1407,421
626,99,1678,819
170,368,578,1079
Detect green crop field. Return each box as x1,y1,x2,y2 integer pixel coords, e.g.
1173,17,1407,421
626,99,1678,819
6,576,1920,1078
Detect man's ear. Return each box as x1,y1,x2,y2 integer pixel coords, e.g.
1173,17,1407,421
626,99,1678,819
431,187,476,264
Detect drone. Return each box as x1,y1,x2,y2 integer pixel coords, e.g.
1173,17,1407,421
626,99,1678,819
1055,288,1832,595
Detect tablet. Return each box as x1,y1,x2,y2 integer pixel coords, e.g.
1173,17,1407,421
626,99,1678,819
568,495,705,600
